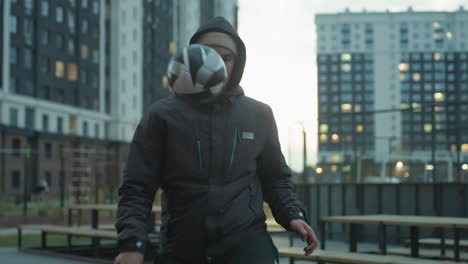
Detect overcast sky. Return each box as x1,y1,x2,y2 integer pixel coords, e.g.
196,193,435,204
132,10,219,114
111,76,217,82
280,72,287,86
237,0,468,169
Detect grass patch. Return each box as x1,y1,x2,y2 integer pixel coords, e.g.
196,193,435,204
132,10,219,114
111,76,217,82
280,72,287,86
0,234,102,247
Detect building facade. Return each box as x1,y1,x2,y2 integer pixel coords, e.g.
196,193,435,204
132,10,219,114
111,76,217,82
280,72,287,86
0,0,240,196
316,7,468,182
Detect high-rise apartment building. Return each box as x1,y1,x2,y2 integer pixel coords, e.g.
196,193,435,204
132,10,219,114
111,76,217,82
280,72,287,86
315,7,468,182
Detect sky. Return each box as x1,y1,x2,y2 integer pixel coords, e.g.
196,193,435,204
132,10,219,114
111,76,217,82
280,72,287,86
237,0,468,171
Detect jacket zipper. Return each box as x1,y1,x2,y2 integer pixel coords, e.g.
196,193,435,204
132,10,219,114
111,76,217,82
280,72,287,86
196,128,203,169
228,128,239,170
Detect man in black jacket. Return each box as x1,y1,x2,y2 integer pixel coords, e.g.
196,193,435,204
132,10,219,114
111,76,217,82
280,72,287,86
114,17,318,264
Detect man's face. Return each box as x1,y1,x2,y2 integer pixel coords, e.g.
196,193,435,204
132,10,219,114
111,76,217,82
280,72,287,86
209,46,236,81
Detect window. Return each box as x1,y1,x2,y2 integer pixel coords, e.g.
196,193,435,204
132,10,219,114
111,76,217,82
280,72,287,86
92,50,99,64
80,70,87,84
122,10,126,24
81,19,88,33
93,1,99,14
132,50,138,65
121,56,127,70
81,44,89,60
45,143,52,159
55,61,65,78
39,85,50,99
10,108,18,127
42,114,49,132
9,78,17,93
24,80,33,95
40,57,49,73
57,117,63,133
56,33,64,49
92,74,98,88
83,121,88,136
10,15,17,33
68,13,75,33
81,0,88,8
94,123,100,138
41,0,49,16
24,0,34,15
56,6,64,23
45,172,52,187
24,49,32,69
40,29,49,45
12,171,21,189
121,33,126,45
9,47,17,64
67,39,75,54
68,63,78,81
25,108,35,129
23,19,34,45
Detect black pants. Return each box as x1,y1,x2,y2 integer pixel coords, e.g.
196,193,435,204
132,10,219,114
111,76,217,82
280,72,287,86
154,229,279,264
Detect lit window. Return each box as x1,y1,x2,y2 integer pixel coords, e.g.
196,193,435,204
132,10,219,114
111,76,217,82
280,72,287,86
434,92,444,102
412,72,421,82
412,103,422,112
341,53,352,61
356,125,364,133
400,73,407,82
341,103,352,112
398,63,409,71
354,104,361,112
434,106,444,112
331,155,340,163
69,115,77,134
446,32,453,40
169,41,177,54
331,134,339,143
341,64,351,72
433,22,441,29
68,63,78,81
320,134,327,143
434,53,442,61
462,144,468,152
55,61,65,78
319,124,328,133
162,76,169,89
81,44,89,60
424,124,432,133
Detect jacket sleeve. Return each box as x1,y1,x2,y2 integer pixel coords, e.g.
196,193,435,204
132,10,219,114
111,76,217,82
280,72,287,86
257,106,308,231
115,109,165,254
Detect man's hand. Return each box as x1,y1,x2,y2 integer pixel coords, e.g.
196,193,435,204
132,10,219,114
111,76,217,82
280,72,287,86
113,251,144,264
289,219,319,256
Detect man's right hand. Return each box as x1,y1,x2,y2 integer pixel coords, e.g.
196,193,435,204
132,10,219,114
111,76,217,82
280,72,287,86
113,252,144,264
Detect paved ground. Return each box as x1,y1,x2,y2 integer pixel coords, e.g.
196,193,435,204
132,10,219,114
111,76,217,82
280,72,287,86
1,234,465,263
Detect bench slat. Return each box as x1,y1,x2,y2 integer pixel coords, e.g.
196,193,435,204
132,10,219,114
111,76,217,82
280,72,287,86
278,247,460,264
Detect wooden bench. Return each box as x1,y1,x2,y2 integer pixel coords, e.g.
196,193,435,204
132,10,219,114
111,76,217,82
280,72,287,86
278,247,460,264
405,238,468,249
17,224,159,257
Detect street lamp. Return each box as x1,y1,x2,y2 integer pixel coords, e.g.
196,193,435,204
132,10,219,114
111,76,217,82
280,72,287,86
396,161,404,168
462,164,468,171
316,167,323,174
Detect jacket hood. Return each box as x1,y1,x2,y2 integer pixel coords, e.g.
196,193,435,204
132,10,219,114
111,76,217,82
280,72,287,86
190,17,246,94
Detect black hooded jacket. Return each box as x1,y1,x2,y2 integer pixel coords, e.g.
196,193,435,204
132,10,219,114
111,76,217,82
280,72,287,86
115,17,307,261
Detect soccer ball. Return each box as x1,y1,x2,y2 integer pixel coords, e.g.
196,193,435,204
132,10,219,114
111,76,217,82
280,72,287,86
167,44,227,101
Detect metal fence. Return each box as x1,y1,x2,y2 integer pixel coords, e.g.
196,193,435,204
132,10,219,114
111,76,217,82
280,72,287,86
296,183,468,243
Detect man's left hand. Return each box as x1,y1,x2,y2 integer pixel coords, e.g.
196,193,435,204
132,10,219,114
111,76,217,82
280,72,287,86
289,219,319,255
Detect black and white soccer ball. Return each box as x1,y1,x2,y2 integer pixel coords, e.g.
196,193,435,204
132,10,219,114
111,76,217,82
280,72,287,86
167,44,227,101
